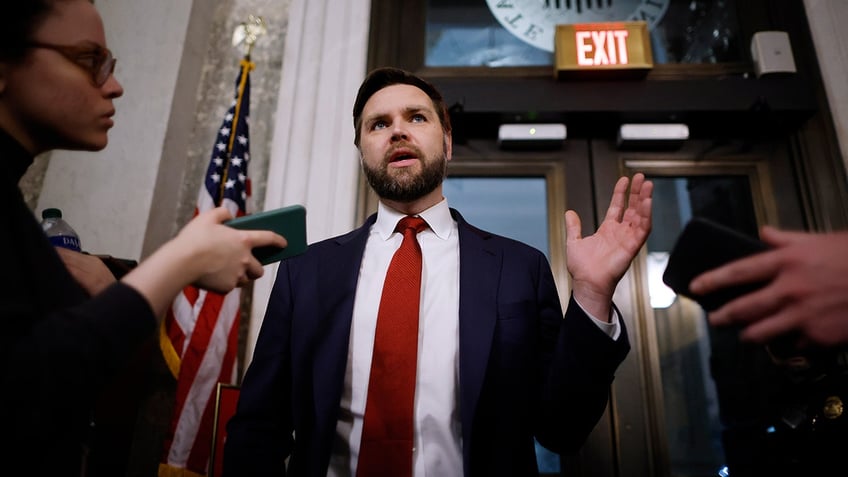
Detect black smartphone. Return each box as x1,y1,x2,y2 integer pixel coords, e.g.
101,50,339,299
225,204,307,265
662,217,770,311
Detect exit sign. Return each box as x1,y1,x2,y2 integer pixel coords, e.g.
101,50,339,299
554,21,653,79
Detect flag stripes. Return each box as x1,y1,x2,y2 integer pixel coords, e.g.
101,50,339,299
159,58,255,477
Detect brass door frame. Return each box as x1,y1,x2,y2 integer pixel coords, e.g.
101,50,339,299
589,138,807,477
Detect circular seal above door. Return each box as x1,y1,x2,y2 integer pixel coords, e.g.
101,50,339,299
485,0,670,52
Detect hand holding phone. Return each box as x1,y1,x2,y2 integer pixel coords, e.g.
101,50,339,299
662,217,770,311
225,204,307,265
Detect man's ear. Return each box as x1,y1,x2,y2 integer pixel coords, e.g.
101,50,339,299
444,133,453,161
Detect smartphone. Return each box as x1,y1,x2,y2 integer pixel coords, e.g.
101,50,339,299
225,204,307,265
662,217,770,311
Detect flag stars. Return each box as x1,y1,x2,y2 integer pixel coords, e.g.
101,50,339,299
163,64,252,474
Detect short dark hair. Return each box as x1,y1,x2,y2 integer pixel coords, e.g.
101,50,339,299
352,67,451,147
0,0,81,62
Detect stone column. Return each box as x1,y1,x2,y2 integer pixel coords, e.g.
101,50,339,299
245,0,372,367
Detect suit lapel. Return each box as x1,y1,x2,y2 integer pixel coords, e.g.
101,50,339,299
311,216,375,448
453,211,501,456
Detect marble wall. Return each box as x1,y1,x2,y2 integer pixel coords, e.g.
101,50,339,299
173,0,291,251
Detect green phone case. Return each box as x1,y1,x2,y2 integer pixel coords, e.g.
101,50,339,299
225,204,307,265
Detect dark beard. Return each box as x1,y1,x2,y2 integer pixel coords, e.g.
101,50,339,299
363,146,447,202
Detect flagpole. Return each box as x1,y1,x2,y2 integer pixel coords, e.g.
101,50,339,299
217,59,254,204
217,16,265,205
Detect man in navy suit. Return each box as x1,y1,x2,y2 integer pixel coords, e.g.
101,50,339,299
223,67,653,476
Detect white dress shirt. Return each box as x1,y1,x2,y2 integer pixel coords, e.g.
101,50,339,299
328,198,619,476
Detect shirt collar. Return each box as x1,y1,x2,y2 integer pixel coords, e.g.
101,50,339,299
375,198,454,241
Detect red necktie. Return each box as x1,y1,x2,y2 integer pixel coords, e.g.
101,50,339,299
357,216,428,477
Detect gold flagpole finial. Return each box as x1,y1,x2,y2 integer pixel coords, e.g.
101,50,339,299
232,15,267,58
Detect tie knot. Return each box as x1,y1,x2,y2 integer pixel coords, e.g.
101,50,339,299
396,216,428,235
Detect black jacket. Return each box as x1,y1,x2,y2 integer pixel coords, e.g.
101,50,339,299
0,130,156,475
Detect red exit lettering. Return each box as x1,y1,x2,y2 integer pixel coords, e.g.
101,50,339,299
576,30,629,66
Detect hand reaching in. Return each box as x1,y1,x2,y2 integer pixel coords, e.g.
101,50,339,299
690,227,848,348
121,206,288,317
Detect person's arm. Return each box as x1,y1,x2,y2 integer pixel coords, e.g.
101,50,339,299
121,206,287,318
689,227,848,347
535,259,630,454
563,173,653,319
5,206,286,423
55,247,116,296
534,171,651,454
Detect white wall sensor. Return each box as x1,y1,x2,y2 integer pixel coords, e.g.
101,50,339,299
617,123,689,149
751,31,796,78
497,124,567,150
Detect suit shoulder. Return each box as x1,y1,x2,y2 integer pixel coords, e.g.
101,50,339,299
285,224,368,263
461,221,547,259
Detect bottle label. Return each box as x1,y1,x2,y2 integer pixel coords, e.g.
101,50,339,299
49,235,82,252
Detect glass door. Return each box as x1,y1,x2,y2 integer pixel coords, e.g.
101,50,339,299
590,138,809,477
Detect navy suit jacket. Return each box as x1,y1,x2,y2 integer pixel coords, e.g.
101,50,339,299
223,209,629,477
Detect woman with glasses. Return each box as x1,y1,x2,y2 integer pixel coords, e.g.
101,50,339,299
0,1,287,474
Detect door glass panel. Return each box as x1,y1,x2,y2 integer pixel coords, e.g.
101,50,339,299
647,174,803,477
426,0,743,67
444,176,549,259
443,176,560,474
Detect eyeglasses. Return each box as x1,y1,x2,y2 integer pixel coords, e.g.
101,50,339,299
26,41,117,87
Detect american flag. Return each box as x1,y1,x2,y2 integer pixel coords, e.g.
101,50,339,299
159,58,254,476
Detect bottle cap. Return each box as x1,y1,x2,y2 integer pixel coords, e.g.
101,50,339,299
42,208,63,219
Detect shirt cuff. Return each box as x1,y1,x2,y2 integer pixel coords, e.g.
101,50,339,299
572,297,621,341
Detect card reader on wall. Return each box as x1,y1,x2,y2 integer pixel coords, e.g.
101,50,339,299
497,124,567,150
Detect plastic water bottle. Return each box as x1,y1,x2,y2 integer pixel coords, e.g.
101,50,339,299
41,207,82,252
